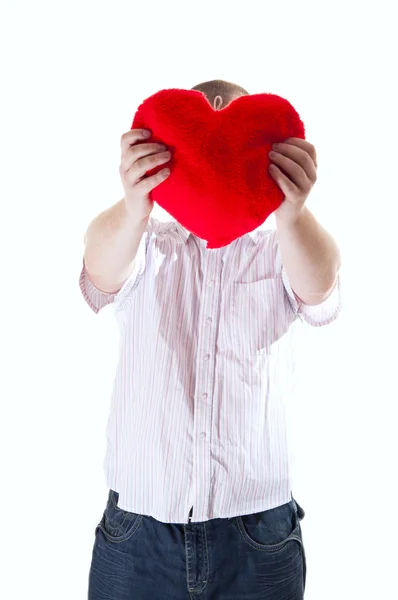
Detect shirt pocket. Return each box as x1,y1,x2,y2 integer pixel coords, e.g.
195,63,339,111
231,276,286,356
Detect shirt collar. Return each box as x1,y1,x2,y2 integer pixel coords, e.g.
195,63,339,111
173,220,259,246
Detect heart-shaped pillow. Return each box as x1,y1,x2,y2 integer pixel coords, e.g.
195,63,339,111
131,88,305,248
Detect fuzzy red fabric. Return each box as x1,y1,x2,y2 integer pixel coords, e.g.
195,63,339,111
131,89,305,249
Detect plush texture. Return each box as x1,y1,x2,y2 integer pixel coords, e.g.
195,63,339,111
131,88,305,249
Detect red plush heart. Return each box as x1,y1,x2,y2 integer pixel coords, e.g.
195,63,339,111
131,89,305,249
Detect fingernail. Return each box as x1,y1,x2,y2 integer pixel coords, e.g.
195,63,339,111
142,130,151,137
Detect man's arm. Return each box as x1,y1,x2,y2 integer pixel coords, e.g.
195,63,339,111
84,198,149,293
275,206,342,305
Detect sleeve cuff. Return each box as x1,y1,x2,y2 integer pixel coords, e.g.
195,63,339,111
79,219,156,314
79,259,119,314
281,265,342,327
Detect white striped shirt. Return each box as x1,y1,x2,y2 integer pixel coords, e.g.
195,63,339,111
79,218,341,524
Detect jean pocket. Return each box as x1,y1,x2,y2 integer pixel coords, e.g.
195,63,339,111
97,489,143,543
236,498,303,552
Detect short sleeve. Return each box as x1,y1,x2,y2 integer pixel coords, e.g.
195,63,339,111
79,217,157,314
281,265,342,327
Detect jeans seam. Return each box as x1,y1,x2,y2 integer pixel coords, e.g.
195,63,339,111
98,514,144,544
237,515,302,552
104,490,136,536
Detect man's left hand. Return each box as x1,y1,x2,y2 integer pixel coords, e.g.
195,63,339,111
269,138,318,224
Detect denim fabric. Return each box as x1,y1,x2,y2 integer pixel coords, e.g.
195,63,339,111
88,489,306,599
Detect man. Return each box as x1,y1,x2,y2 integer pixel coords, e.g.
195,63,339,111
82,79,342,599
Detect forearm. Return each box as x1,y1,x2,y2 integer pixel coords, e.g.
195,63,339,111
83,198,149,292
275,206,341,305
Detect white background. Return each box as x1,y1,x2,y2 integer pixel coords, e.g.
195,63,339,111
1,0,397,598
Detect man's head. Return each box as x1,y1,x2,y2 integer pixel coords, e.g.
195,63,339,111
191,79,249,111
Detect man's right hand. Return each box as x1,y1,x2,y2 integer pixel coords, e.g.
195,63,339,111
119,129,171,220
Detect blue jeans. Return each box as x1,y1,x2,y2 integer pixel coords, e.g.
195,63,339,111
88,489,306,599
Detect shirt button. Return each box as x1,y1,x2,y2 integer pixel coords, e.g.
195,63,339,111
204,354,210,361
206,317,212,324
208,280,215,286
202,393,208,400
200,432,206,439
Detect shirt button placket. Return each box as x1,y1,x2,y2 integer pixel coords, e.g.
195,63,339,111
195,251,219,516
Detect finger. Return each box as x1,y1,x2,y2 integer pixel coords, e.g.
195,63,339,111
121,150,171,184
120,143,167,171
282,138,318,168
120,129,152,154
271,144,317,183
135,167,171,195
269,151,309,190
269,164,299,197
